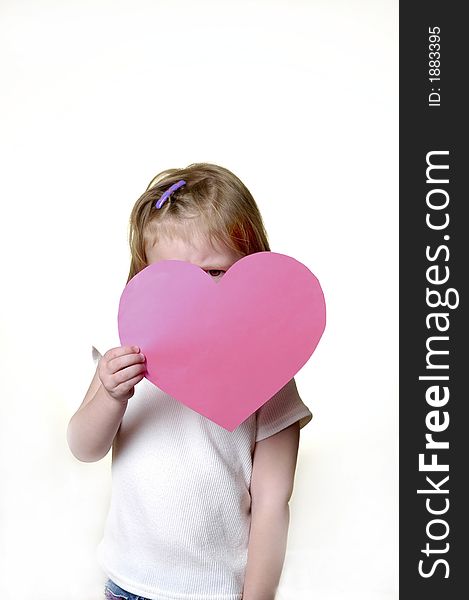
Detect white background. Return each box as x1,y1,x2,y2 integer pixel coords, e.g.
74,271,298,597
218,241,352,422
0,1,398,598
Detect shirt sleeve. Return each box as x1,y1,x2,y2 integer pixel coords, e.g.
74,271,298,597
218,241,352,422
91,331,121,369
91,345,103,369
255,377,313,442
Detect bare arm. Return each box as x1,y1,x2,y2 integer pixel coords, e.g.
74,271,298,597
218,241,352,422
66,380,129,462
66,346,146,462
242,421,300,600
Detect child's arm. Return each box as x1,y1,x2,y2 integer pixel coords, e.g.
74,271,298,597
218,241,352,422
67,372,129,462
242,421,300,600
66,346,145,462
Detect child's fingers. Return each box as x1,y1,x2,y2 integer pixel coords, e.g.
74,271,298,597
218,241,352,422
112,362,146,386
104,345,139,361
103,346,145,375
114,372,146,396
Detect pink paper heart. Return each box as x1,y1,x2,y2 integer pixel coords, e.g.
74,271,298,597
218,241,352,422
117,251,326,431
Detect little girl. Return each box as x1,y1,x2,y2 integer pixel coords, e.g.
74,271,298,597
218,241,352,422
67,163,313,600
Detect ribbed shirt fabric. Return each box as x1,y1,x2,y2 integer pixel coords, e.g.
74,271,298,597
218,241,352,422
92,344,312,600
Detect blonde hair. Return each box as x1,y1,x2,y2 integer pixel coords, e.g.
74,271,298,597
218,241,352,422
126,162,271,283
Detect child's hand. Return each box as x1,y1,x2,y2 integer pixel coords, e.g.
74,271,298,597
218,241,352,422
98,346,146,402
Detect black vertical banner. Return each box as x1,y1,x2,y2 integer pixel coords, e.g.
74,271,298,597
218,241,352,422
400,2,466,598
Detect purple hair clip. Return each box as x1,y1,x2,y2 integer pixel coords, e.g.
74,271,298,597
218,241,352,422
155,179,187,209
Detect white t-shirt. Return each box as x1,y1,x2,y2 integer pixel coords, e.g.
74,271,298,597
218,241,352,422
91,341,313,600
